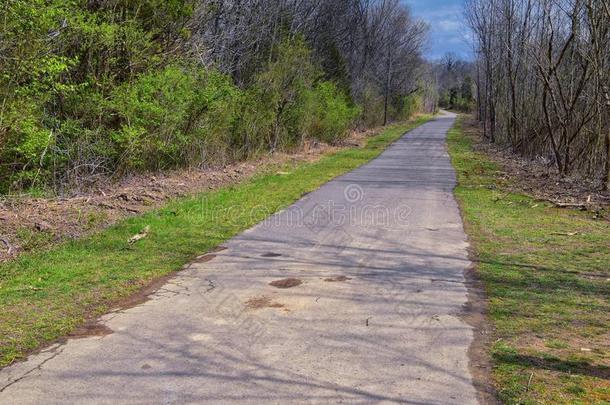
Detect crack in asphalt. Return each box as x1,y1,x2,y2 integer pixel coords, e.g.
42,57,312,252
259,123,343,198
0,347,64,393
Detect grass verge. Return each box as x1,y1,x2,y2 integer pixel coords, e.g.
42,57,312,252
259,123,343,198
448,117,610,404
0,115,432,367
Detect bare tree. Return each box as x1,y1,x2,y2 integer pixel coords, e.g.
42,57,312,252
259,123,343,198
189,0,431,124
465,0,610,187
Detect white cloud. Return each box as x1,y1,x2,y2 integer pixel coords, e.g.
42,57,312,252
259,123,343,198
402,1,472,60
438,19,461,32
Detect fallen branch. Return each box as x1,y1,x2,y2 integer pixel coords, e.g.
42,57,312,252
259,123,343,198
526,372,534,392
552,201,587,210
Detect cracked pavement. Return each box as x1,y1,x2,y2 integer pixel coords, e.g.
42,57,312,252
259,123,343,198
0,112,480,404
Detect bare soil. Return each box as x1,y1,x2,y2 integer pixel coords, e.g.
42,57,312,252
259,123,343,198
68,322,113,339
269,278,302,288
324,276,352,282
462,118,610,211
244,296,285,310
0,133,370,263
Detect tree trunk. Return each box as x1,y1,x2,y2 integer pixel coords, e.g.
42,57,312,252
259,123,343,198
383,49,393,126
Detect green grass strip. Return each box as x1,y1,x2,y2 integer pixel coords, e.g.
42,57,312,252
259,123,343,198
0,115,432,367
448,117,610,404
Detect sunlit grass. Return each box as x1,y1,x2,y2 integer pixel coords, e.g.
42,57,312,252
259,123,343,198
448,117,610,404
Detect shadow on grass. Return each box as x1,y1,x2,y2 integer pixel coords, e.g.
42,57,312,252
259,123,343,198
494,352,610,380
472,258,609,294
477,259,606,278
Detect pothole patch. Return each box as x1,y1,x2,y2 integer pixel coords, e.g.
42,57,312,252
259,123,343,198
68,322,113,338
262,252,282,258
324,276,352,282
269,278,302,288
245,296,285,309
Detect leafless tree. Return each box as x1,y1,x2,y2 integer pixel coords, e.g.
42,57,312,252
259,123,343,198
466,0,610,187
189,0,431,123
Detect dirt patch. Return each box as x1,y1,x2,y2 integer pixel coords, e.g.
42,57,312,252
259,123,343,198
110,273,178,312
68,322,113,339
261,252,282,258
245,296,285,310
269,278,302,288
194,254,216,263
0,137,348,263
462,118,610,212
324,276,352,282
12,247,228,366
460,261,499,404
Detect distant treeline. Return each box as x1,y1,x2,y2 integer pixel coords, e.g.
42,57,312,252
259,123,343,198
434,53,476,113
466,0,610,186
0,0,434,193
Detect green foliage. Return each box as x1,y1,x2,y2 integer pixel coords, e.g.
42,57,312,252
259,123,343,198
235,38,359,154
1,2,424,193
439,76,475,112
306,82,360,144
318,41,351,96
0,0,196,191
358,86,425,128
110,64,240,171
248,38,319,150
394,93,424,121
360,86,386,127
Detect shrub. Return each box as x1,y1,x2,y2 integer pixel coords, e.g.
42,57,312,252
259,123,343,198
235,39,359,152
360,86,386,127
306,82,360,144
110,64,240,172
0,9,360,192
245,38,319,151
395,93,423,121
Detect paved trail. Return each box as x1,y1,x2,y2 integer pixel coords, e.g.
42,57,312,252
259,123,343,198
1,112,480,404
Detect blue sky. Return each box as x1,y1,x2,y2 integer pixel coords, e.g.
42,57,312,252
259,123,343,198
402,0,472,61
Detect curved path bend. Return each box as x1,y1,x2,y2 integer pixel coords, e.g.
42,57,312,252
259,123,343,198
1,112,481,404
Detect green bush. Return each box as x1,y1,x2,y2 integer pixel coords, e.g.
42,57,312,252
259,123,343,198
395,93,423,121
235,39,360,153
0,5,363,193
306,82,360,144
439,83,474,113
360,86,386,127
0,0,196,192
246,38,319,151
110,64,241,171
0,1,428,193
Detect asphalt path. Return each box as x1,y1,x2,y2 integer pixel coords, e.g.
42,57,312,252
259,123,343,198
0,111,480,404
